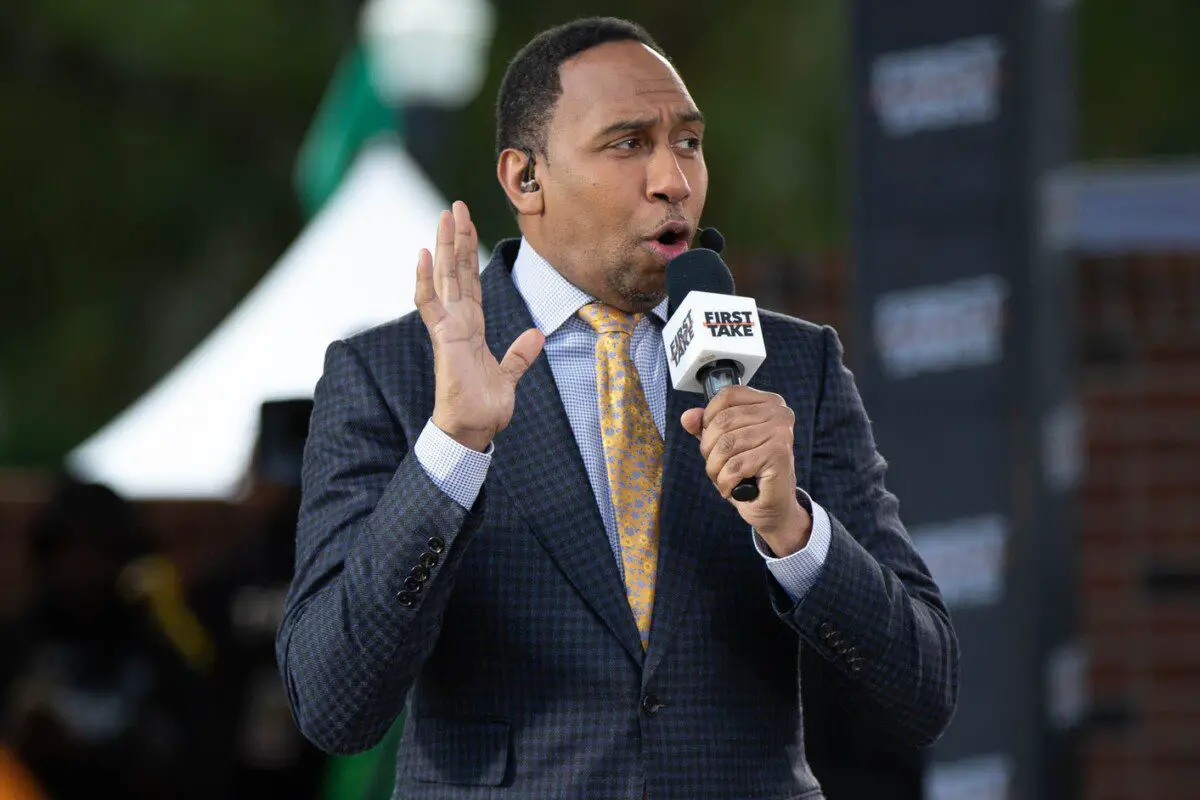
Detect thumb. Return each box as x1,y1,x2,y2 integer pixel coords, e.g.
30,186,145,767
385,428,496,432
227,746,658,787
500,328,545,386
680,407,704,438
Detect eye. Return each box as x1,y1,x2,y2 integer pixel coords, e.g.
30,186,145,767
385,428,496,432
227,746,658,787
676,136,702,152
613,137,644,150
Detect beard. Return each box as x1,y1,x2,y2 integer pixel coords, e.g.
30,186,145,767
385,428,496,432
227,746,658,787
604,254,666,311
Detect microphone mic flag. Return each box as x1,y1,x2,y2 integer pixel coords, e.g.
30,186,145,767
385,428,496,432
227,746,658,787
662,245,766,501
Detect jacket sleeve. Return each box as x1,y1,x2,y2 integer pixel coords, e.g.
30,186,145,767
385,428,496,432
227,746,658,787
772,326,959,747
275,338,485,755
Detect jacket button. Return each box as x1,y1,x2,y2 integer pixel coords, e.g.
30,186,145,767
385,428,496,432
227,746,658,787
819,622,835,640
850,657,865,673
641,694,665,716
427,536,446,554
397,590,415,607
419,551,439,569
411,565,430,583
403,576,423,593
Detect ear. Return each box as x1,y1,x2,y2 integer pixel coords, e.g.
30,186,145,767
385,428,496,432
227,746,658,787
497,148,544,216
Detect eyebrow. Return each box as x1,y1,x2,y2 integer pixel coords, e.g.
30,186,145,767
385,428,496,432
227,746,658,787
595,110,706,139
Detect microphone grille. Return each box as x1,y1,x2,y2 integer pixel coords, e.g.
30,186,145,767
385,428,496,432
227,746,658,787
667,247,735,318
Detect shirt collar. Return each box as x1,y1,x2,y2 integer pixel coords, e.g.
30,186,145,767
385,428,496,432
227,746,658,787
511,238,669,336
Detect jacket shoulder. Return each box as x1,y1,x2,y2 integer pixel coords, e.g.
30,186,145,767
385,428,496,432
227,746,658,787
321,312,435,432
757,308,838,363
338,310,431,370
758,308,827,339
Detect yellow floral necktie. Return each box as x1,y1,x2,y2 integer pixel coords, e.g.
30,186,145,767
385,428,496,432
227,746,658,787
578,302,663,650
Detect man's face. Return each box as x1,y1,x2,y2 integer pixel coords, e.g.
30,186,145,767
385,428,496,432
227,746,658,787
533,40,708,312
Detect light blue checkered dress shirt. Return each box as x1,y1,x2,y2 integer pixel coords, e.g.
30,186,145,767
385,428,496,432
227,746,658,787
413,240,831,602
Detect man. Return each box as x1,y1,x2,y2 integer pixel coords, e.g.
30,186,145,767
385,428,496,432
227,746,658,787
277,17,958,799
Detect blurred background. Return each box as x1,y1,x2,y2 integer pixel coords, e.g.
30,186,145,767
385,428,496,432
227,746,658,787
1,0,1198,798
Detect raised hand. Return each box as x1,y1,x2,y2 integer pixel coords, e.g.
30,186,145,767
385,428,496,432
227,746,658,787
415,201,545,452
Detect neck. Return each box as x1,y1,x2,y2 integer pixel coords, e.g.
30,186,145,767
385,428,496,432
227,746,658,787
520,232,599,301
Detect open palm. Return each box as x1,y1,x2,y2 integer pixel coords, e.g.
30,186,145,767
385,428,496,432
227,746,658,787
415,201,544,452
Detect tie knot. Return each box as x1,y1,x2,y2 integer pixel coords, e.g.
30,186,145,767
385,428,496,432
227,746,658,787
578,302,638,336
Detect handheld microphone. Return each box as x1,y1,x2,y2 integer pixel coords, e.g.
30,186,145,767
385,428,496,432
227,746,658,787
662,236,766,502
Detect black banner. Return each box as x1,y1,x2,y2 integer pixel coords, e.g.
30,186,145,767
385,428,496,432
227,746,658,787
849,1,1079,798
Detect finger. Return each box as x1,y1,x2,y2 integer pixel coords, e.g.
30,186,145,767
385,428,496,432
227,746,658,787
702,420,777,483
700,385,774,429
698,386,737,430
414,249,447,330
714,444,773,499
717,439,797,500
680,408,704,438
500,328,546,386
699,404,773,457
435,210,460,302
701,415,775,463
452,201,481,304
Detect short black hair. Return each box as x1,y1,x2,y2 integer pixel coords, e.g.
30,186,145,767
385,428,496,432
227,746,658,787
495,17,667,161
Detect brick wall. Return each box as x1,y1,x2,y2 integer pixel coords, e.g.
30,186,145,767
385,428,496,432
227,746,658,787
1078,253,1200,799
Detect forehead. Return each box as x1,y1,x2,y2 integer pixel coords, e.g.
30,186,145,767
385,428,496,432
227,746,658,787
553,41,698,133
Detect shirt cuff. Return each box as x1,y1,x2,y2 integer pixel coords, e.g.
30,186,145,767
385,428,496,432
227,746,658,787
413,419,493,511
751,488,832,604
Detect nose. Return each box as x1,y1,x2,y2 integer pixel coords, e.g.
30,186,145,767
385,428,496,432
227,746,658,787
646,148,691,205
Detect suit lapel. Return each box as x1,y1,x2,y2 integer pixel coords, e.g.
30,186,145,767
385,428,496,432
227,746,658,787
481,242,644,667
643,351,785,680
642,383,734,682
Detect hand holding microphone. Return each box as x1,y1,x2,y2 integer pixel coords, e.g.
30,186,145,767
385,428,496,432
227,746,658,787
664,234,812,554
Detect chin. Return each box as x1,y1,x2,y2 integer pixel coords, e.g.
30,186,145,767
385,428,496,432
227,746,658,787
635,271,667,304
624,285,666,311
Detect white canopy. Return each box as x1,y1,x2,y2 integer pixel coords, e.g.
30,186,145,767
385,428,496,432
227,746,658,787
68,138,483,499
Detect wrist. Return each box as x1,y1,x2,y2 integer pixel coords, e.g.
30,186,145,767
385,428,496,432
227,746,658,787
757,493,813,557
431,413,493,453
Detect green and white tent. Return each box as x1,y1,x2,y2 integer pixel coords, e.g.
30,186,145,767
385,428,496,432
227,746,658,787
68,0,497,500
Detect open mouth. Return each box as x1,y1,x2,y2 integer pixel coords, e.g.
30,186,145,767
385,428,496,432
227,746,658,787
647,221,692,248
644,224,692,263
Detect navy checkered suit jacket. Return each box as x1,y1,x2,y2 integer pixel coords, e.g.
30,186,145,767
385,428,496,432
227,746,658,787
277,239,958,799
